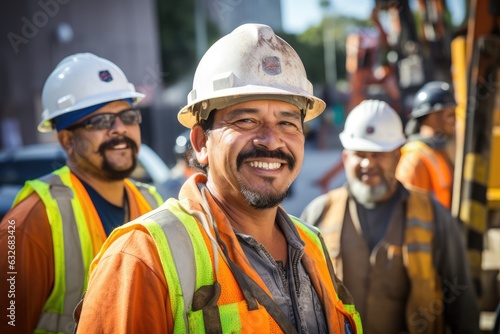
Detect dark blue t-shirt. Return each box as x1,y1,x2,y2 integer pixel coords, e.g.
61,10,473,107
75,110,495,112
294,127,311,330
355,185,404,252
80,180,127,236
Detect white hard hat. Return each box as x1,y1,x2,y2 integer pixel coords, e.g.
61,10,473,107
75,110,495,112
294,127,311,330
178,23,325,128
339,100,406,152
38,53,145,132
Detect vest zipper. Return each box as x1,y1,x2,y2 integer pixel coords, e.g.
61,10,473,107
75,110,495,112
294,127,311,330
291,249,303,297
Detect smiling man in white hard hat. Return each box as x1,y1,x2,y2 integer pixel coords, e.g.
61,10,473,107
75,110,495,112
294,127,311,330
301,99,479,333
75,24,361,333
0,53,163,334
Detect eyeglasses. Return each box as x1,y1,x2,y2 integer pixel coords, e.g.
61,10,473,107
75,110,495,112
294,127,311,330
68,108,142,130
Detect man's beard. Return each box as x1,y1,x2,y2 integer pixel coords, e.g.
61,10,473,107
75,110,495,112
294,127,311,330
240,180,292,209
236,147,295,210
101,155,137,181
349,178,389,208
98,137,139,181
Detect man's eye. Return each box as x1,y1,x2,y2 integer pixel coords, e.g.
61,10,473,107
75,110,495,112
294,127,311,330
281,121,296,126
236,118,253,123
280,121,300,130
90,118,106,126
233,118,257,128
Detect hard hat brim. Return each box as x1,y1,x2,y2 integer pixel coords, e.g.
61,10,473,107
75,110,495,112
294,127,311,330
37,91,145,132
177,85,326,128
410,101,457,119
339,132,406,152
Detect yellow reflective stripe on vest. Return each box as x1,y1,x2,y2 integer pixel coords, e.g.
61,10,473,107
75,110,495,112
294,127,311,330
142,198,213,334
404,191,435,278
13,168,161,334
290,217,325,260
343,304,363,334
405,191,444,333
291,216,363,334
125,179,164,208
145,201,361,333
14,166,92,334
143,199,278,333
52,167,94,290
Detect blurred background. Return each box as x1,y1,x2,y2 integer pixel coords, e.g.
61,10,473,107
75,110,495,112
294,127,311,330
0,0,466,165
2,1,500,330
0,0,471,218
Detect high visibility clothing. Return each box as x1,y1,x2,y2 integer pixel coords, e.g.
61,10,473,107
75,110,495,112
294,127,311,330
0,166,162,334
75,173,362,333
301,185,480,334
397,140,453,209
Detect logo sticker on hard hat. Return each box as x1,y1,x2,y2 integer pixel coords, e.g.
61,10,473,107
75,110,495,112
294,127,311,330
262,56,281,75
99,70,113,82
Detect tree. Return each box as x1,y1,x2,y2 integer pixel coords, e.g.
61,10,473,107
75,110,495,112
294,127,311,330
282,16,370,88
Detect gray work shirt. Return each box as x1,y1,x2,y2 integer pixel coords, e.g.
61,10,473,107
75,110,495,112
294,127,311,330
234,210,328,334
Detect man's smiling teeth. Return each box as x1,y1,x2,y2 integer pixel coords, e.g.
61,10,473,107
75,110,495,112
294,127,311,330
112,143,127,149
249,161,281,170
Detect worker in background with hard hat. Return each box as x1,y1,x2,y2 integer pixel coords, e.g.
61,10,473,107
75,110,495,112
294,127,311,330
396,81,456,209
75,24,361,333
0,53,163,334
301,99,479,333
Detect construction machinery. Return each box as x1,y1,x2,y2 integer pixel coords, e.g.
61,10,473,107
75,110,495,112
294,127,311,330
345,0,500,330
449,0,500,330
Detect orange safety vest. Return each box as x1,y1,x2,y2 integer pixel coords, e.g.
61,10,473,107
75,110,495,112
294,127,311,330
397,140,453,209
96,195,363,333
13,166,162,333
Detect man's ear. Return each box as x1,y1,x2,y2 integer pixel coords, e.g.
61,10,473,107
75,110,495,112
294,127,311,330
191,125,208,164
57,130,74,155
341,149,348,164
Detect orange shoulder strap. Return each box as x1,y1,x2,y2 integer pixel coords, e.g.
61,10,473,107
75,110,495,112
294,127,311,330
124,179,155,215
69,173,106,255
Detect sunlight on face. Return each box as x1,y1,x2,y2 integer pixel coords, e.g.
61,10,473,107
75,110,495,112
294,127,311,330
204,100,305,209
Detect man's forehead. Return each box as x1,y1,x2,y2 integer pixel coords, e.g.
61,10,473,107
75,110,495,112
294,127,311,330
92,100,131,113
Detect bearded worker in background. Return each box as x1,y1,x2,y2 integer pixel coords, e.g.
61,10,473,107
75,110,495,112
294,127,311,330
0,53,163,334
302,99,479,333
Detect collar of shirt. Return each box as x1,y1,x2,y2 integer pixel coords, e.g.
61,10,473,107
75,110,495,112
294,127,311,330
233,207,305,251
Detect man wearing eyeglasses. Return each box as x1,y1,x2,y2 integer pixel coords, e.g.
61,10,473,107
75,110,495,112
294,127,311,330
0,53,163,334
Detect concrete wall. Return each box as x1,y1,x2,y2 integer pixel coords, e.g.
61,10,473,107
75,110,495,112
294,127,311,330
0,0,284,165
0,0,163,155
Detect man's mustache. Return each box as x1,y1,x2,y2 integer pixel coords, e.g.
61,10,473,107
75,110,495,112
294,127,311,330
97,136,138,155
237,147,295,170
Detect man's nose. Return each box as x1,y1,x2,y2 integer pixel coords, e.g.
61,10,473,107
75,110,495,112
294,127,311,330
360,157,371,168
109,116,127,135
252,126,283,151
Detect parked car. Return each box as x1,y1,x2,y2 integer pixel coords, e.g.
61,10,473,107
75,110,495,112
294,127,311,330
0,142,170,219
